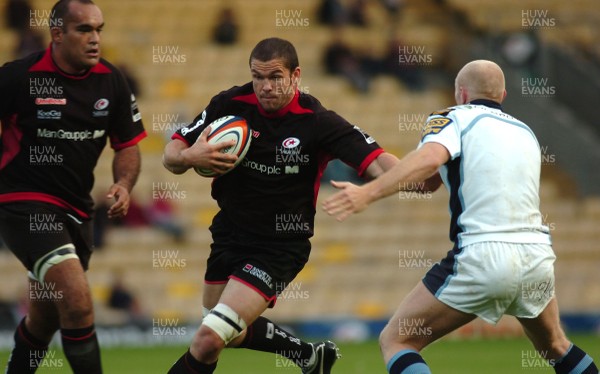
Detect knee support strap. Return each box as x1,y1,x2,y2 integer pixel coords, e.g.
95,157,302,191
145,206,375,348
31,244,78,283
201,303,247,345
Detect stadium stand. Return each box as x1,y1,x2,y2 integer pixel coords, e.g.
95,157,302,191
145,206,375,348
0,0,598,336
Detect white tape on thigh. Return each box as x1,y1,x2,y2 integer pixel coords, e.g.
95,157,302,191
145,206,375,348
201,303,247,345
202,306,211,319
32,244,78,283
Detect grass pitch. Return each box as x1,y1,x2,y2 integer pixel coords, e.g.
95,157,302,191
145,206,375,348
0,335,597,373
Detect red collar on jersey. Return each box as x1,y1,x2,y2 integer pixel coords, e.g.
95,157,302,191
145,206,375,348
29,44,112,79
233,90,313,118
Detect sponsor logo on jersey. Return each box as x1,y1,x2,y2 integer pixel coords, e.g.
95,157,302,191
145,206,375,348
92,98,110,117
242,159,281,175
94,98,109,110
282,137,300,149
276,137,308,165
37,128,105,141
275,138,308,173
130,94,142,122
37,110,61,120
284,165,300,174
242,264,273,289
35,98,67,105
353,125,376,144
181,110,206,135
252,130,261,138
421,117,453,138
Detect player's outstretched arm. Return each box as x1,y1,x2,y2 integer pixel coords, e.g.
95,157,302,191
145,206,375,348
323,142,449,221
402,172,443,193
162,126,237,175
363,152,400,180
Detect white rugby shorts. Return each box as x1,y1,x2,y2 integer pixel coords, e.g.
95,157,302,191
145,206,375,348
423,242,556,324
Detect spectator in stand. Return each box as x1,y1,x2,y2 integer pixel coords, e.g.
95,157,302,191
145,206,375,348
93,197,185,247
323,32,371,93
107,271,148,327
145,199,186,243
5,0,46,58
317,0,346,26
14,28,46,59
381,37,426,91
500,30,540,77
348,0,369,27
379,0,405,17
212,7,239,45
5,0,31,32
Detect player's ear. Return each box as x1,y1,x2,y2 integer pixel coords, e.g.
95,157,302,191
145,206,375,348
460,87,469,105
50,26,63,43
291,66,301,84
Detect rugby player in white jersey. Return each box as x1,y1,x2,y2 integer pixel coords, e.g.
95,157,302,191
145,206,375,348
323,60,598,374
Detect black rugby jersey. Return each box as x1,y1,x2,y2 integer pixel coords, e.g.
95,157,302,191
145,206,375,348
0,47,146,219
173,83,383,239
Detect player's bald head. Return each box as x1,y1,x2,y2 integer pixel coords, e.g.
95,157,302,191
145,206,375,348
454,60,506,104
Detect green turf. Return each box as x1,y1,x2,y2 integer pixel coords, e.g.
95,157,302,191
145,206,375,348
0,335,597,373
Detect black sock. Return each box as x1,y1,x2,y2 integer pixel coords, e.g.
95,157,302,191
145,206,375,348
387,349,431,374
552,344,598,374
6,317,49,373
168,349,217,374
237,316,314,367
61,325,102,374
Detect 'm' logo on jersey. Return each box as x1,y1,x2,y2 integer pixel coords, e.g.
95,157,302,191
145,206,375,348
92,98,110,117
284,165,300,174
421,117,452,138
282,137,300,149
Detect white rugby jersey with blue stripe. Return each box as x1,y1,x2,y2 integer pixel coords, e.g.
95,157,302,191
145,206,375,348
418,99,551,248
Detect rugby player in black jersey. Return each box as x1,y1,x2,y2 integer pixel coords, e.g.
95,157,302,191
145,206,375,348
163,37,398,374
0,1,146,372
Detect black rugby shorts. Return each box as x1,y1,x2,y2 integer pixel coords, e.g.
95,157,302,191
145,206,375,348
205,211,311,307
0,202,93,272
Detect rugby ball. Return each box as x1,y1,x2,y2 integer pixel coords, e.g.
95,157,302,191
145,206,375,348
194,115,252,177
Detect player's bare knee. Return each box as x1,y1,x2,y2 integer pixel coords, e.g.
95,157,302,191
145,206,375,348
379,322,400,350
380,321,426,353
198,303,247,353
55,284,94,324
190,326,226,362
60,301,94,326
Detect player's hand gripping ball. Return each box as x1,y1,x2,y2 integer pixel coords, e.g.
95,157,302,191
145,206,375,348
194,115,252,177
